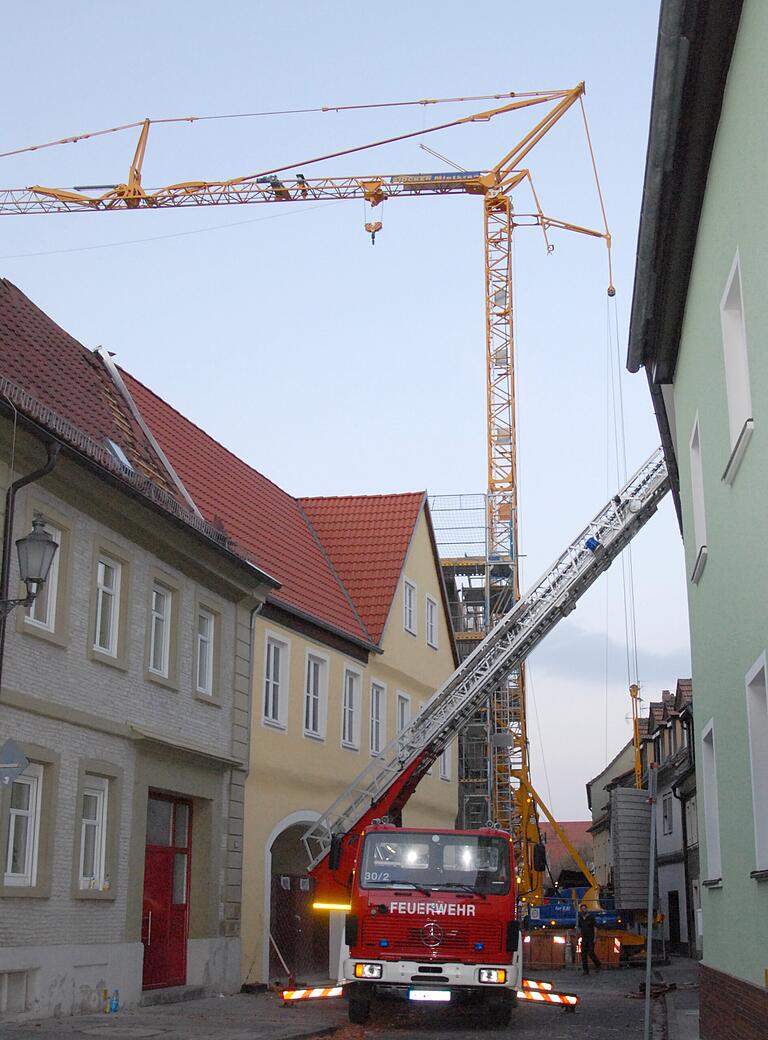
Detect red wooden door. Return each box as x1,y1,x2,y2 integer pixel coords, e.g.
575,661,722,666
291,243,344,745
142,794,192,989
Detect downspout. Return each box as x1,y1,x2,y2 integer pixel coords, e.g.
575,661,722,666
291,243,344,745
0,440,61,697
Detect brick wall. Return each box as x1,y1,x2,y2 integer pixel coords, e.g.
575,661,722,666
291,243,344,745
701,963,768,1040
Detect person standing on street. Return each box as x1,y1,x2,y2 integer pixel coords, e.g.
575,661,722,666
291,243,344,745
578,903,601,975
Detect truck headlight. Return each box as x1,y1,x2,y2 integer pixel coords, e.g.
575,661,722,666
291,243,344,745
354,963,383,979
479,968,507,984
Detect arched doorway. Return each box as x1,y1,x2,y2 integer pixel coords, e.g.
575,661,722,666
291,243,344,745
268,822,330,983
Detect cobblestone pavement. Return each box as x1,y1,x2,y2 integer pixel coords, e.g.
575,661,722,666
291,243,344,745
4,967,667,1040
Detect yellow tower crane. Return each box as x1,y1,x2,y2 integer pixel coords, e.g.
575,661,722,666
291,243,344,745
0,85,612,905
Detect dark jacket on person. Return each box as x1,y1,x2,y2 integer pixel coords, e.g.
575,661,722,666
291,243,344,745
578,911,597,945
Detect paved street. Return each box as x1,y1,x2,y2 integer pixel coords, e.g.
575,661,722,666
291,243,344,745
3,966,670,1040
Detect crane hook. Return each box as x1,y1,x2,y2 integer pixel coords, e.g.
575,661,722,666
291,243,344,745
365,220,383,245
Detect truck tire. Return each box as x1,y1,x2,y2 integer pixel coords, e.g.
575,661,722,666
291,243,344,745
348,994,371,1024
486,994,512,1029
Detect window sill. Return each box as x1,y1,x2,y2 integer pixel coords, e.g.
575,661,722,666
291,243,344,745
90,647,128,672
702,877,722,889
303,731,325,743
262,717,286,731
722,418,753,485
194,690,222,708
427,641,438,651
690,545,708,584
404,628,417,638
0,884,51,899
341,742,360,752
750,869,768,882
73,887,117,901
146,670,179,692
21,620,68,649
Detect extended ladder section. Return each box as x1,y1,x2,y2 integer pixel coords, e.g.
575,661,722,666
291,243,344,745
303,448,669,871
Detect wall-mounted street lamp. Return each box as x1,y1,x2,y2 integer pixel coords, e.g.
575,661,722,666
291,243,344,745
0,516,59,621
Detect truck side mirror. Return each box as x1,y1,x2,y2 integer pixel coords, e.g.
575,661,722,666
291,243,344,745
329,835,343,871
533,843,547,872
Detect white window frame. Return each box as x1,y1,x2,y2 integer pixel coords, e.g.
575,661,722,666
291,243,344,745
263,632,290,728
341,666,362,750
79,775,108,890
369,681,387,756
396,691,411,753
148,582,171,677
701,720,722,882
745,653,768,871
4,762,43,887
662,793,673,836
303,650,328,740
720,253,753,464
94,555,121,656
195,608,215,696
426,594,438,649
440,741,452,781
688,416,708,583
24,522,61,632
403,578,417,635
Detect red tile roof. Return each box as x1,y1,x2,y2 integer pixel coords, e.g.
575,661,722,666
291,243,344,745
300,493,425,644
0,279,177,496
121,370,375,646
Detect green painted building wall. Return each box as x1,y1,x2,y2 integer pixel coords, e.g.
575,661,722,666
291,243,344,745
671,0,768,989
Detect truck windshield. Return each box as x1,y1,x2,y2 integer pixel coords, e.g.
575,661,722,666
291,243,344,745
359,832,510,894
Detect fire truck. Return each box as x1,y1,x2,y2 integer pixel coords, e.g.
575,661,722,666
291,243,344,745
301,448,669,1025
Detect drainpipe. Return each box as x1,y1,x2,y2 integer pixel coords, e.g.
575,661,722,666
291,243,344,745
0,441,61,698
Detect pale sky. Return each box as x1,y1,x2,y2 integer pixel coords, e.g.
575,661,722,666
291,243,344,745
0,1,689,818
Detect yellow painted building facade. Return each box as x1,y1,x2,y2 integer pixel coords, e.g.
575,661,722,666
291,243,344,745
241,507,458,984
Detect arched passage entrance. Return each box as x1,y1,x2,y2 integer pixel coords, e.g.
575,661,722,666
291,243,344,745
265,817,330,983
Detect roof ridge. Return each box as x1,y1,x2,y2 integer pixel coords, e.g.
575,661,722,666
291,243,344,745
299,490,426,503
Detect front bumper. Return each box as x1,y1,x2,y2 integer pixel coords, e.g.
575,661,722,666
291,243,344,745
343,956,521,992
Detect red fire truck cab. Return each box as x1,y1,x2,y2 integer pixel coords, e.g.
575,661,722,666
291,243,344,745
342,824,522,1026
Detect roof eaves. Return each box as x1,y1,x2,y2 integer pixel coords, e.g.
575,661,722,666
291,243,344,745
266,593,380,655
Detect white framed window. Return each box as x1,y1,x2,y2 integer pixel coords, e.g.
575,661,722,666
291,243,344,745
720,253,753,465
94,555,121,655
24,522,61,632
79,775,108,890
403,579,417,635
440,741,452,781
396,691,411,753
263,634,289,727
426,595,438,649
4,762,43,887
745,654,768,870
662,793,673,836
701,720,722,881
304,652,328,739
341,668,361,750
370,682,386,756
148,583,171,677
689,417,708,583
195,608,215,695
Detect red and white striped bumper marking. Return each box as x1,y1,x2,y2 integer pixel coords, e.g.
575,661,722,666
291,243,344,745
522,978,553,991
282,986,344,1001
517,988,580,1007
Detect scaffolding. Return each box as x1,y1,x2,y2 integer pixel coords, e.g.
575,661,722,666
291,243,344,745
429,492,521,832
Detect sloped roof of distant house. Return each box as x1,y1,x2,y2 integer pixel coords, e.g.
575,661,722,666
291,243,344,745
0,280,276,583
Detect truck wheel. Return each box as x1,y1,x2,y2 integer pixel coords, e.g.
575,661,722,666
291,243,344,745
486,996,512,1028
348,995,371,1024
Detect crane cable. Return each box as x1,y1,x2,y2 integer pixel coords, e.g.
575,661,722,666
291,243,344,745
604,291,641,764
0,90,558,162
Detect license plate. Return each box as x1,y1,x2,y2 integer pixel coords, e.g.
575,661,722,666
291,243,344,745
408,989,451,1002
